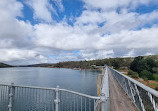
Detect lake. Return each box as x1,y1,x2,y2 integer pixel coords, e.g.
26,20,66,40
0,67,100,96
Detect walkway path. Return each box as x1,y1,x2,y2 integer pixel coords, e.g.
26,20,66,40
109,70,138,111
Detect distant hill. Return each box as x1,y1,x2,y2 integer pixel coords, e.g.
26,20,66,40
19,63,54,67
18,55,158,69
144,55,158,61
0,63,13,68
48,55,158,69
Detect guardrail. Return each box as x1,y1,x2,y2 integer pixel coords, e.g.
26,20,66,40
100,65,110,111
0,83,103,111
109,67,158,111
0,66,110,111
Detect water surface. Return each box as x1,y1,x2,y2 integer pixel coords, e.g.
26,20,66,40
0,67,99,96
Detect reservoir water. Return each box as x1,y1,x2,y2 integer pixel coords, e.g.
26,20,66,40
0,67,99,96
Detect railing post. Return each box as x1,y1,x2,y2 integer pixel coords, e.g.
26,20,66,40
8,83,15,111
54,85,60,111
100,93,106,111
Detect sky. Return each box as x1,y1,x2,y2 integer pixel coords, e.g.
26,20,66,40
0,0,158,65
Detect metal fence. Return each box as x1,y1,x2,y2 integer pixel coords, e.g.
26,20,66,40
100,65,110,111
0,83,108,111
109,67,158,111
0,66,110,111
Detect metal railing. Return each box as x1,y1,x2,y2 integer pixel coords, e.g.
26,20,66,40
100,65,110,111
109,67,158,111
0,66,110,111
0,83,104,111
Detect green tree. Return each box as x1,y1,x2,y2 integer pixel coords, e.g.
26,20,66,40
140,70,154,80
112,60,119,69
130,56,156,74
128,70,139,78
130,56,146,73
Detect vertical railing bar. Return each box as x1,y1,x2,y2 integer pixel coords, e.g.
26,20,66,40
0,86,3,108
49,90,51,110
5,86,7,110
24,88,26,110
38,90,41,110
30,88,32,111
2,86,4,110
55,85,60,111
32,88,34,110
70,93,72,111
27,88,29,110
5,85,7,110
0,86,2,110
77,95,79,111
20,88,22,111
85,97,86,111
69,93,73,111
68,92,69,111
36,88,37,110
15,87,17,111
3,86,5,110
81,96,82,111
93,100,95,111
29,88,31,110
89,98,91,111
44,90,46,111
60,91,61,111
8,83,14,111
65,91,67,111
74,94,75,111
16,87,19,111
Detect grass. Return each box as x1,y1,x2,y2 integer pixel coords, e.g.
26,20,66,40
153,74,158,81
148,83,158,88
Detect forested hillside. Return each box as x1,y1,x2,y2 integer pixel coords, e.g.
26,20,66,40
49,55,158,70
51,57,134,69
0,63,12,68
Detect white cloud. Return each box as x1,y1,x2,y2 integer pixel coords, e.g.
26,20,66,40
0,49,39,61
82,0,156,10
99,27,158,50
79,50,114,60
33,23,98,50
26,0,56,22
53,0,64,11
75,10,158,34
0,0,158,65
0,0,23,18
124,49,135,57
0,0,33,49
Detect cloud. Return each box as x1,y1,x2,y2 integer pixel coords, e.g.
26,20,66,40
0,0,33,49
53,0,64,11
0,49,44,62
26,0,56,22
79,50,114,60
75,9,158,34
82,0,156,10
33,23,98,50
0,0,158,65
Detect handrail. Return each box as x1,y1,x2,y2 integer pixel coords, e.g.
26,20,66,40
0,83,100,99
60,89,100,99
110,67,158,97
0,66,110,111
109,67,158,111
0,83,102,111
101,66,109,98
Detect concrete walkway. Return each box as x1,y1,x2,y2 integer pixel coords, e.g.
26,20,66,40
109,70,138,111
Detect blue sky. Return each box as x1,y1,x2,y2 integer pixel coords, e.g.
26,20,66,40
0,0,158,65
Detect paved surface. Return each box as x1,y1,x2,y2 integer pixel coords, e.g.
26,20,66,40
109,70,138,111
